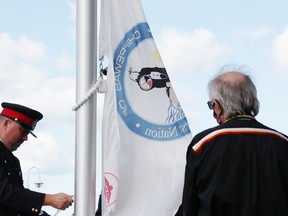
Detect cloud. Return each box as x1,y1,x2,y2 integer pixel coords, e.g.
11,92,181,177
15,131,74,175
0,33,47,86
55,50,75,72
0,32,76,177
233,26,274,38
0,33,47,63
155,27,230,78
0,33,75,120
272,26,288,75
0,33,49,99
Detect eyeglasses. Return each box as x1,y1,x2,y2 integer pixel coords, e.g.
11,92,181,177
207,101,214,110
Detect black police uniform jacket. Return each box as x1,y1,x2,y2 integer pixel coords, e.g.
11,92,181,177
0,141,45,216
176,117,288,216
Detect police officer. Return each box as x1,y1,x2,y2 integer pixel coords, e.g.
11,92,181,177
0,102,73,216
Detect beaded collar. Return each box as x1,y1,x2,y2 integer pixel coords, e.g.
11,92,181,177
223,114,255,124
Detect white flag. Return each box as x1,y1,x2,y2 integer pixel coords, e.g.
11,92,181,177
99,0,192,215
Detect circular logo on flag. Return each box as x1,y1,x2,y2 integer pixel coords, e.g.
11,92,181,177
114,22,191,141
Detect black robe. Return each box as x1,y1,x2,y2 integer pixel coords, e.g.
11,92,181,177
176,118,288,216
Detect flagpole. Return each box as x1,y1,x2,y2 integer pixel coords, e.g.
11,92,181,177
75,0,97,215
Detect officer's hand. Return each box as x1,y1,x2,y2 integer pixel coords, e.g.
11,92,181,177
44,193,74,210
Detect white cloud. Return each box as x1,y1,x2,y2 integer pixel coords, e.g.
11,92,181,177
0,34,49,101
15,131,73,175
55,50,75,71
0,34,47,94
0,33,47,63
0,33,76,178
233,26,274,38
155,27,230,78
272,26,288,75
23,76,76,123
0,33,75,121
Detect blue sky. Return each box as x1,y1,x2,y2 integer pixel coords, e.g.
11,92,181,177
1,0,288,215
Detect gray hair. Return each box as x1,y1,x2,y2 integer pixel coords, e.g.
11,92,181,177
208,64,260,119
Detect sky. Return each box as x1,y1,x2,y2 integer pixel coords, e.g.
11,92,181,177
1,0,288,215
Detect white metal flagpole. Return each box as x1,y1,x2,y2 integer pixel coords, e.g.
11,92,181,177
75,0,97,215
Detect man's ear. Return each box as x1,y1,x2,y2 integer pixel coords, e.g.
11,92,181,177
213,100,224,124
3,118,12,127
213,100,222,116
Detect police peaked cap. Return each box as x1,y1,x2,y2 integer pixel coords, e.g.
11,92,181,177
0,102,43,137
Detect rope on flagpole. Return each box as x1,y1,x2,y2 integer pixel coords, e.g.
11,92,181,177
72,77,100,111
72,62,107,111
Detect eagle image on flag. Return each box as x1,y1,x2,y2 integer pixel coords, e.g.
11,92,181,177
99,0,192,215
